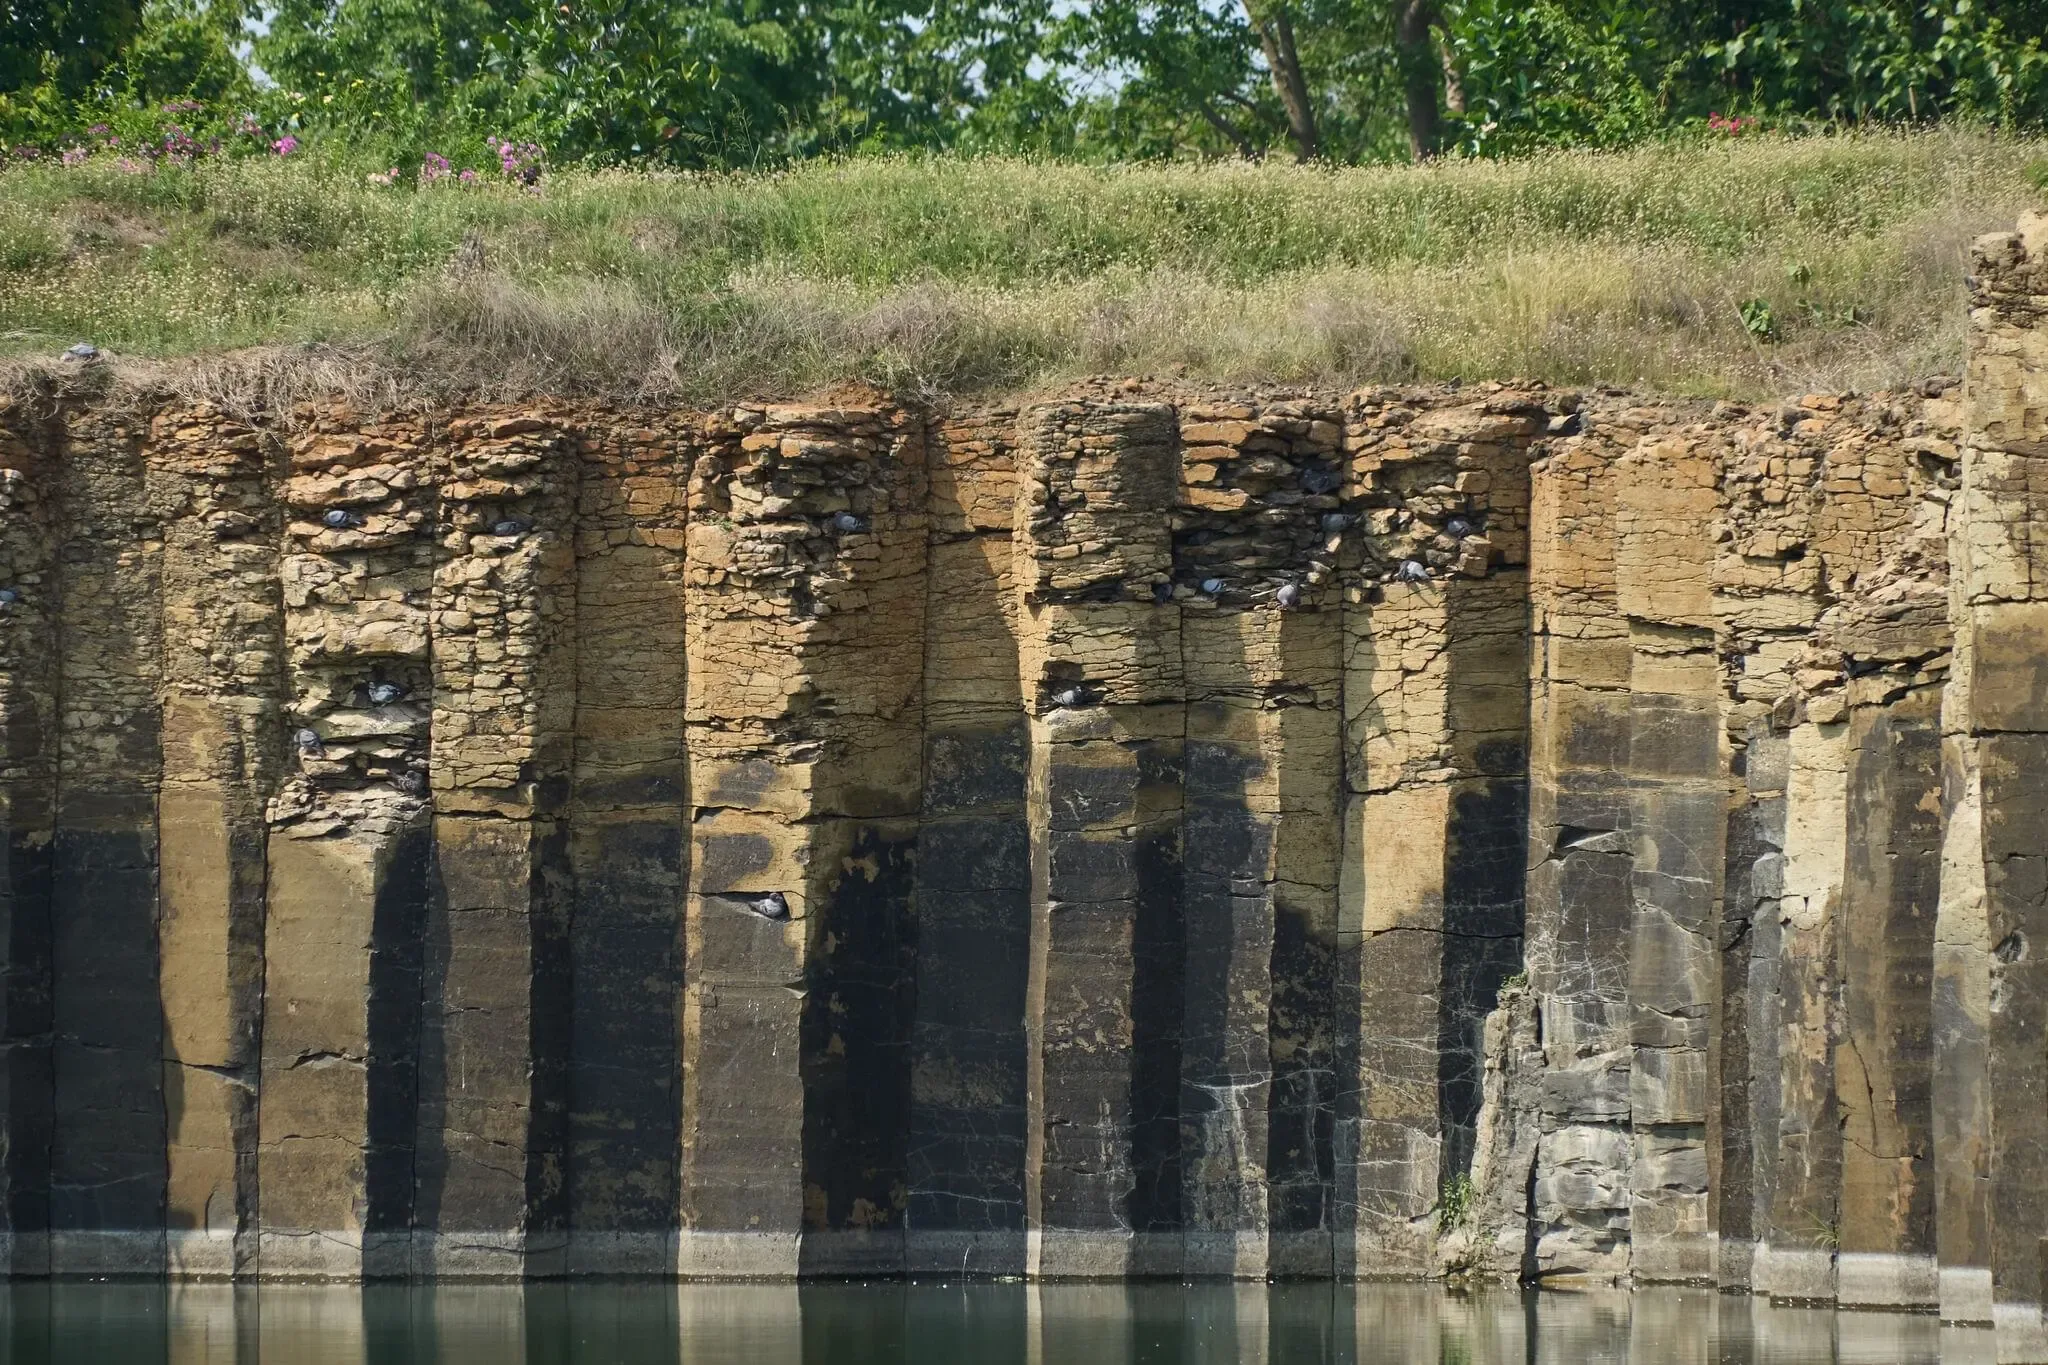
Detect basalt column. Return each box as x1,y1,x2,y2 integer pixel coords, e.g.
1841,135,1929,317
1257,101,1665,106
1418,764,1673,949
1015,400,1184,1278
563,419,688,1274
416,416,578,1276
907,409,1030,1275
0,397,55,1275
1339,398,1535,1277
1523,424,1635,1283
680,404,926,1277
1613,436,1722,1284
50,407,165,1273
259,414,435,1278
1952,215,2048,1357
1173,401,1344,1279
148,410,286,1276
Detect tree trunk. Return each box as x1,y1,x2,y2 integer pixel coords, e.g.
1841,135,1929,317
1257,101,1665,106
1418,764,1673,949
1244,1,1319,161
1397,0,1442,160
1438,28,1466,116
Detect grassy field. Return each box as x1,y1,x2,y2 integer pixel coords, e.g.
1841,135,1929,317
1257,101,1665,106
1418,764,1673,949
0,127,2041,406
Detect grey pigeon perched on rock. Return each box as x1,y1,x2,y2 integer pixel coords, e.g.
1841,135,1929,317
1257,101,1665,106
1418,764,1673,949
492,518,529,536
1321,512,1351,535
0,588,19,607
1447,517,1474,538
368,682,404,706
832,511,866,534
1396,559,1430,582
1050,687,1084,708
1152,581,1174,603
748,891,790,920
394,769,429,796
1276,582,1302,609
292,728,323,752
1201,578,1225,596
323,508,360,529
62,342,98,361
1300,466,1341,494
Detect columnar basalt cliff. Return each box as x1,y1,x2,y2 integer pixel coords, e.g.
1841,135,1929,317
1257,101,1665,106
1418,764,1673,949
3,215,2048,1346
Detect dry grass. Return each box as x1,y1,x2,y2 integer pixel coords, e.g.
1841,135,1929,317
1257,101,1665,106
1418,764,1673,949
0,126,2040,409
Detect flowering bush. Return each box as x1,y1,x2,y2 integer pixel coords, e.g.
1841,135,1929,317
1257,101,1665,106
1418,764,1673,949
1707,112,1761,136
271,135,300,156
487,136,545,185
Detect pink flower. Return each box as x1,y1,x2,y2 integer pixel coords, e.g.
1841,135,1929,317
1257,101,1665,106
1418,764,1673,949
60,147,88,167
420,152,452,183
271,135,299,156
458,169,478,183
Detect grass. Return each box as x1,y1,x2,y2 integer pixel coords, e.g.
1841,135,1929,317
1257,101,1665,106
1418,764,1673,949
0,126,2041,408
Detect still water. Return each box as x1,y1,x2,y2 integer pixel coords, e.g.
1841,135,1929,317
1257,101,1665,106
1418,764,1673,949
0,1281,2000,1364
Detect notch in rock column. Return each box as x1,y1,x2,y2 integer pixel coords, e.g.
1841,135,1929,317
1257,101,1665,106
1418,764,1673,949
1015,399,1184,1278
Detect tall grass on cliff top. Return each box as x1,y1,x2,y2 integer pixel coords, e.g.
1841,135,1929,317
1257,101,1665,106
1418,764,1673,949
0,127,2041,405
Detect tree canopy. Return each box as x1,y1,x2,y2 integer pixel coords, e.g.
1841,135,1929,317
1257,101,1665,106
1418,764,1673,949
3,0,2047,165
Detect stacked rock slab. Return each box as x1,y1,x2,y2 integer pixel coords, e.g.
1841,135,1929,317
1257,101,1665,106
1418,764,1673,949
1,220,2047,1353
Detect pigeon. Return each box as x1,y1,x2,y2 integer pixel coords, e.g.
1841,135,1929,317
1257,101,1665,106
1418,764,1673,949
1321,512,1351,536
832,511,866,534
62,342,98,362
748,891,790,920
1201,577,1226,596
0,588,19,607
292,728,324,752
1300,466,1341,495
492,518,529,537
1446,517,1474,538
367,682,404,706
394,769,429,796
1151,581,1174,604
1396,559,1430,583
1050,687,1084,708
1276,582,1302,609
322,508,360,529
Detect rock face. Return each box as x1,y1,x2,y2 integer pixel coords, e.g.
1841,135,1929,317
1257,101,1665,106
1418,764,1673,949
1,217,2047,1343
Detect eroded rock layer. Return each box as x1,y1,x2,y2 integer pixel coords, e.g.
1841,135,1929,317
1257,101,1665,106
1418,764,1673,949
2,215,2048,1348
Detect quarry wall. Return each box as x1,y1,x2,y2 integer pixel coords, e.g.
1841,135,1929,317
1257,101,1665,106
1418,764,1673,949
2,213,2048,1346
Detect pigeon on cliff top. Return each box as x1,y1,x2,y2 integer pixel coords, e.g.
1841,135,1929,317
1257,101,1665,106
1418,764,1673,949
1447,517,1475,538
1050,686,1085,708
62,342,98,362
292,728,323,752
1321,512,1351,536
394,769,429,796
1300,466,1341,495
1276,582,1302,609
367,682,405,706
1201,577,1226,596
1396,559,1430,583
748,891,790,920
323,508,361,529
492,517,530,537
832,511,866,534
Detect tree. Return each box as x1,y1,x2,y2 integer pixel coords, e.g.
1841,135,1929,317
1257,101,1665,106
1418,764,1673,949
1,0,144,94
